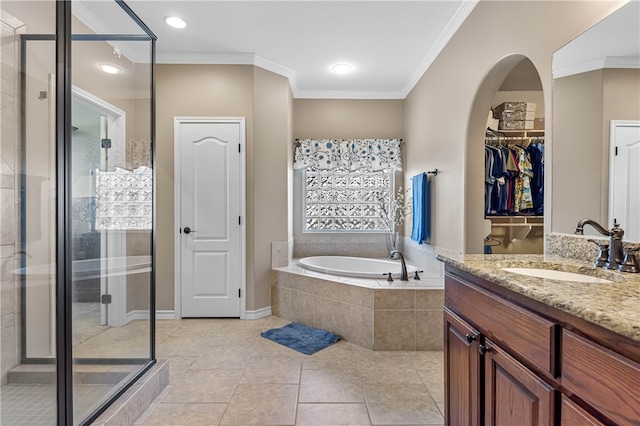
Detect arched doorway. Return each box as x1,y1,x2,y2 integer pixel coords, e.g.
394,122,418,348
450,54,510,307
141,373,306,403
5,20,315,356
465,55,545,254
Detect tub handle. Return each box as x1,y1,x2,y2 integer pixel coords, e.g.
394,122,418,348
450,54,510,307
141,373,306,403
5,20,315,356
414,270,423,280
383,272,393,282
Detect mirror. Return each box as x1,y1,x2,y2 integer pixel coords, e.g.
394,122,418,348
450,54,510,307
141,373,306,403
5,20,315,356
551,1,640,238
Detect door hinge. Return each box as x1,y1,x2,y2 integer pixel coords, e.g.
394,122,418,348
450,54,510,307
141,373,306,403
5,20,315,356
239,216,242,225
615,146,618,156
238,143,241,153
101,138,112,149
238,288,241,298
101,294,112,305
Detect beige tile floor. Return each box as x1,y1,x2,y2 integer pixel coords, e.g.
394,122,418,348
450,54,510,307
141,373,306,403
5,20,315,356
135,316,444,425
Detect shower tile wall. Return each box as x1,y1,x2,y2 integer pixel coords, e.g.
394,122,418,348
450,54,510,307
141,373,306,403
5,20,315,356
1,14,23,385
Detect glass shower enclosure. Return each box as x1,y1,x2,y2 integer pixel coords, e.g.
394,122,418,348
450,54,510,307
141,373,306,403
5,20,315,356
0,1,156,424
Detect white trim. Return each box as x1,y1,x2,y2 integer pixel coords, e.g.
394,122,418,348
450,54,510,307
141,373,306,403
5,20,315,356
295,89,405,100
71,2,141,63
174,117,247,319
126,310,176,323
244,306,272,320
554,56,640,79
71,87,128,328
400,0,479,98
158,52,256,65
608,120,640,228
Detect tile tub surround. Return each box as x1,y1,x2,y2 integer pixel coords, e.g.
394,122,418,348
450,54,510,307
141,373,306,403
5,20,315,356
437,253,640,342
271,261,444,351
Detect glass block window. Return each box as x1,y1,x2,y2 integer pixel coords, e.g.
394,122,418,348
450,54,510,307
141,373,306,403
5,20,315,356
304,167,391,231
95,166,152,230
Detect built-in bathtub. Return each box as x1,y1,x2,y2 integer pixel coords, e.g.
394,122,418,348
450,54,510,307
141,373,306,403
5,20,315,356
271,258,444,351
297,255,417,279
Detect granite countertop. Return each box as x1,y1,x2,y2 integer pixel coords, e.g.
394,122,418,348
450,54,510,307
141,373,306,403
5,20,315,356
437,254,640,343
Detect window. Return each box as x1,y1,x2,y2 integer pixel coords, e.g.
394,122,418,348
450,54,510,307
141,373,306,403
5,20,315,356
293,138,402,233
304,167,391,231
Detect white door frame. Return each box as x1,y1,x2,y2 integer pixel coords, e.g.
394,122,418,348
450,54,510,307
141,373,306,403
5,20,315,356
173,117,247,319
72,86,128,328
608,120,640,229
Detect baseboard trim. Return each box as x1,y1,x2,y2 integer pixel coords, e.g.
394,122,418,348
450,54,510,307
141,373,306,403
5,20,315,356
244,306,271,320
126,310,176,323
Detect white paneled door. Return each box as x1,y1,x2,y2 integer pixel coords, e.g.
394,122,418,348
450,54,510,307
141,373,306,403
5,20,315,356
610,120,640,241
176,118,245,317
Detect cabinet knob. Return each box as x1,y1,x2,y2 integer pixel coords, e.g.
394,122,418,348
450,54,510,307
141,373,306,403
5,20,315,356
465,334,476,344
479,344,490,355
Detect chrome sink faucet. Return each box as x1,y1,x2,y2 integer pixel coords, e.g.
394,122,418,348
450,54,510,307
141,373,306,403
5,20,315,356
574,219,624,270
389,250,409,281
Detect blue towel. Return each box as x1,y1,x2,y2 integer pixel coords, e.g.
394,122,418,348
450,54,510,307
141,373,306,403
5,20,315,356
411,173,430,244
261,322,340,355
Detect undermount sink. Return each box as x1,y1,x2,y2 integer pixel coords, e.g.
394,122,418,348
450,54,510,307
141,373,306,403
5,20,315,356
501,268,613,283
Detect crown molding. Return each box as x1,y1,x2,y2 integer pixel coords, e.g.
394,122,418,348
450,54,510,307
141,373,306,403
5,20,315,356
400,0,479,98
156,52,256,65
294,89,405,100
553,56,640,79
72,2,147,63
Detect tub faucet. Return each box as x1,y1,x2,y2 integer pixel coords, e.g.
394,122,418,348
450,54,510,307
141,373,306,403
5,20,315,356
389,250,409,281
574,218,624,269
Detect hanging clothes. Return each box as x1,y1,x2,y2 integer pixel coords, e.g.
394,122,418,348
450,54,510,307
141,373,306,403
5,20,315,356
527,142,544,215
509,144,534,213
484,137,543,217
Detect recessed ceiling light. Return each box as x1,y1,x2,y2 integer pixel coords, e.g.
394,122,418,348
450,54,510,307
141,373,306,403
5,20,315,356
98,63,121,74
164,16,187,29
331,63,352,74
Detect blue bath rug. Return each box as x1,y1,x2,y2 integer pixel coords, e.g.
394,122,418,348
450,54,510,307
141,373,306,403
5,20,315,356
260,322,340,355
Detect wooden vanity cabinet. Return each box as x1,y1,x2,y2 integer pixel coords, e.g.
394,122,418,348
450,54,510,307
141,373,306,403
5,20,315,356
444,309,481,426
483,338,555,426
444,266,640,426
444,307,554,426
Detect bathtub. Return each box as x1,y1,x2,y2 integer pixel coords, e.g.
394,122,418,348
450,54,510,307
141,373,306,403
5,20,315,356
297,255,417,279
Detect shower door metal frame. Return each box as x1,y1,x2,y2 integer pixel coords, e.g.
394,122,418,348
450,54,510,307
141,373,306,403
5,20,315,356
56,2,156,425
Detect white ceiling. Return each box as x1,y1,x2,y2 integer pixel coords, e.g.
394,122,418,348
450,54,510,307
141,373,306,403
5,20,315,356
71,0,639,98
74,1,478,99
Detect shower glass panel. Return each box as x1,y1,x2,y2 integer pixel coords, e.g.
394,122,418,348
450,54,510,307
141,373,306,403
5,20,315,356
1,1,57,425
71,1,154,423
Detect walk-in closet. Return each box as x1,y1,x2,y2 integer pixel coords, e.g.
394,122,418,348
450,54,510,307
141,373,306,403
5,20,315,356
483,59,545,254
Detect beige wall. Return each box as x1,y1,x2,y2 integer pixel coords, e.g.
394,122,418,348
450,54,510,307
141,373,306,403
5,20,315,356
156,64,254,310
156,64,291,312
403,0,624,256
252,67,293,311
293,99,404,139
553,68,640,233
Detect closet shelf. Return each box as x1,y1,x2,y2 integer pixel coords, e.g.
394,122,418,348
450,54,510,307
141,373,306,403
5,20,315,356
486,216,544,244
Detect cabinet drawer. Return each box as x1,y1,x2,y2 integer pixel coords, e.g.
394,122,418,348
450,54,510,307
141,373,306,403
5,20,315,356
561,395,606,426
445,274,555,375
562,330,640,426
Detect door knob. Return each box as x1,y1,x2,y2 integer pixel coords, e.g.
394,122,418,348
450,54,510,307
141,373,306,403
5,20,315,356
183,227,193,234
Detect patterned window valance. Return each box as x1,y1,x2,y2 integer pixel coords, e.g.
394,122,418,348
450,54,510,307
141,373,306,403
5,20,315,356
293,138,403,172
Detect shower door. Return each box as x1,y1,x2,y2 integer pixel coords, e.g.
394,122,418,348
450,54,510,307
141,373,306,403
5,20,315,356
0,1,156,425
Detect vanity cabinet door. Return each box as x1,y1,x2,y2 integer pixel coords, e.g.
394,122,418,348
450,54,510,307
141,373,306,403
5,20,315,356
444,308,481,426
484,339,555,426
